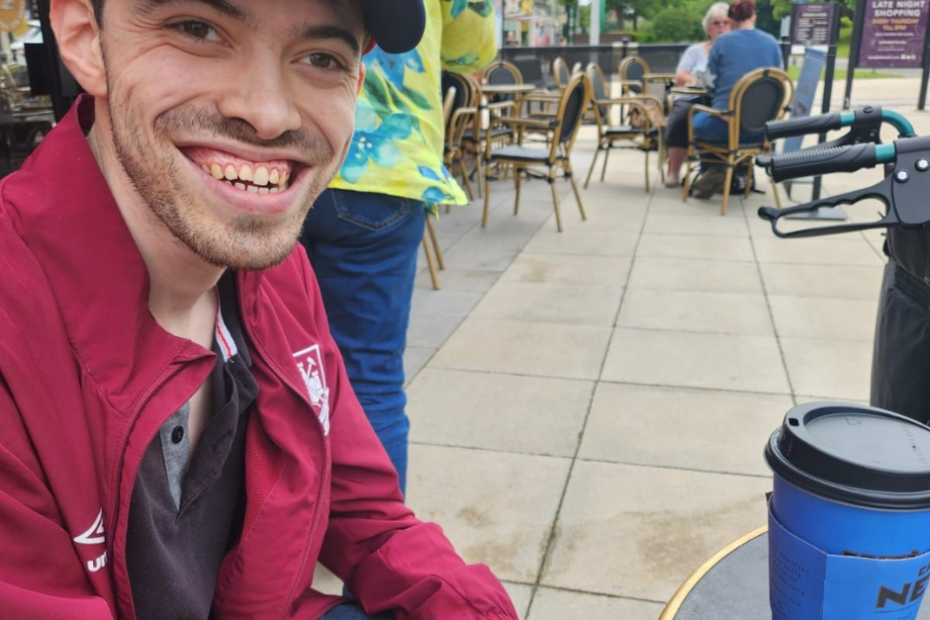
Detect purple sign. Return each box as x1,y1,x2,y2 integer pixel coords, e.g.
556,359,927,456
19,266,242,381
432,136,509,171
792,3,838,46
859,0,929,68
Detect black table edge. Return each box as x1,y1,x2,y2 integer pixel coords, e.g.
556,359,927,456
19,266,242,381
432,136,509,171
658,526,769,620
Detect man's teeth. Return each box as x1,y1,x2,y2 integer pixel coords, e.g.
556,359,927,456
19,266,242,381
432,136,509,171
201,162,290,193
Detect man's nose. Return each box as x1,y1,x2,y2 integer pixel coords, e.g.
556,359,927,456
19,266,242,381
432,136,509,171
218,58,302,141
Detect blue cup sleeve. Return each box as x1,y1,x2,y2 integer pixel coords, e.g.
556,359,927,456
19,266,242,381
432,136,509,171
769,499,930,619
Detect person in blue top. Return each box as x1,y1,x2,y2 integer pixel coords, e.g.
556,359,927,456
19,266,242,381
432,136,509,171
690,0,782,198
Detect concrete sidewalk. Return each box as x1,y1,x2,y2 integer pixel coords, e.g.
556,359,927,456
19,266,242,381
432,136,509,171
318,95,929,618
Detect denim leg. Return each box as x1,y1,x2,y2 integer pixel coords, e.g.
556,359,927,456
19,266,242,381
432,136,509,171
322,603,393,620
300,189,426,495
691,111,730,144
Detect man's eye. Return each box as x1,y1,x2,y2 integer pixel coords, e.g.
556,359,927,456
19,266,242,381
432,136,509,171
176,21,220,42
305,53,341,70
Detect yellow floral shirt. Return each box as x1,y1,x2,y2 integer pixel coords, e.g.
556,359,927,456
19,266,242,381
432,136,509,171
328,0,498,206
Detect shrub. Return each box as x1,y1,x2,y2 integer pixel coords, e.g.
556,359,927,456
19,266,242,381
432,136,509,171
649,8,702,42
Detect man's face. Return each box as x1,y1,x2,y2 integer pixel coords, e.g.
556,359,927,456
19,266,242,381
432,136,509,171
94,0,366,270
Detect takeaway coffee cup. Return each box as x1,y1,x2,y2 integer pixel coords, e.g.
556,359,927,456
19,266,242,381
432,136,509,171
765,403,930,620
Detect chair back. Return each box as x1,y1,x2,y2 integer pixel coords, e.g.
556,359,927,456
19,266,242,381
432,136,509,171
727,67,794,146
553,57,571,91
484,60,522,86
548,73,590,162
441,71,477,130
586,63,611,129
619,56,649,95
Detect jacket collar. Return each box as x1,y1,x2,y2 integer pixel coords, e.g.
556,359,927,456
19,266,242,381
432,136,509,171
5,95,213,413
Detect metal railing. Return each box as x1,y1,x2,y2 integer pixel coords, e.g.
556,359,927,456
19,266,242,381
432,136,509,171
500,43,693,90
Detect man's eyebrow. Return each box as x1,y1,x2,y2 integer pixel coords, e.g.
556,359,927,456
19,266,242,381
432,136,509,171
294,25,364,56
136,0,254,23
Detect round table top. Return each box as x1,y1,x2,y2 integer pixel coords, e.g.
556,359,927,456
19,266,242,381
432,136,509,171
660,528,930,620
480,83,538,94
669,86,708,96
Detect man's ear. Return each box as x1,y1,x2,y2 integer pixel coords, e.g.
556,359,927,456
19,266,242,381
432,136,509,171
356,62,366,97
50,0,106,97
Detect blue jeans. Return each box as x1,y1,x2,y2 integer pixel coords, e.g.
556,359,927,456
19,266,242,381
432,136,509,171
300,189,426,495
692,111,764,146
323,603,392,620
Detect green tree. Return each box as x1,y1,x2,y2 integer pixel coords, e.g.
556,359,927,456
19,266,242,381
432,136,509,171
649,7,703,41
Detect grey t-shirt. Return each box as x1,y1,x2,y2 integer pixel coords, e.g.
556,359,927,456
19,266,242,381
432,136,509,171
126,273,258,620
677,42,710,75
675,42,712,96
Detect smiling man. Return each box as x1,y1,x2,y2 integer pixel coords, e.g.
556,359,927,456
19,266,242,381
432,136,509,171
0,1,519,620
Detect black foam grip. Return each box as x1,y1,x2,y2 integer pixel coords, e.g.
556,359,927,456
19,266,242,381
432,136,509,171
768,143,878,183
765,114,844,140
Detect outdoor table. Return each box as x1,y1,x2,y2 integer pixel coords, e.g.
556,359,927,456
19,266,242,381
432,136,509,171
658,526,930,620
669,86,708,97
645,72,677,85
479,84,538,96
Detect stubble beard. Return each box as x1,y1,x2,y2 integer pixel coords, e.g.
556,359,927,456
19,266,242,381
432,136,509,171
103,75,334,271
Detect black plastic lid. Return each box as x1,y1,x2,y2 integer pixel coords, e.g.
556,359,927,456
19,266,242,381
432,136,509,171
765,402,930,509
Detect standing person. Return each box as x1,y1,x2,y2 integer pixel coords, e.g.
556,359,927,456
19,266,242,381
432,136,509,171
300,0,497,494
689,0,782,198
663,2,731,188
0,1,520,619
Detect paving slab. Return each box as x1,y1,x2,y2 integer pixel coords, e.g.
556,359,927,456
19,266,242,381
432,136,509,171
636,233,755,262
432,318,613,380
503,253,632,288
471,281,624,327
767,295,878,342
750,236,884,266
580,383,792,476
524,229,640,257
403,346,434,386
406,444,571,584
601,328,791,394
540,461,770,602
408,368,593,456
644,212,751,237
627,257,763,295
758,263,884,299
617,288,774,336
528,587,666,620
780,337,873,401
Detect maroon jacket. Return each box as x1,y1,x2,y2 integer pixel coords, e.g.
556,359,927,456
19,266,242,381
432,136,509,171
0,98,517,620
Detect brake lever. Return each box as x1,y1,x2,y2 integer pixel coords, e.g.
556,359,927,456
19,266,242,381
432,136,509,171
758,179,892,238
758,137,930,238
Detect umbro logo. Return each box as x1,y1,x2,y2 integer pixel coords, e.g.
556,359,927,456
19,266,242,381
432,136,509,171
73,509,105,546
73,509,108,574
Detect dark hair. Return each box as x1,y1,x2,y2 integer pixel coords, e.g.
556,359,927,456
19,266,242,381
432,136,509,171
91,0,103,21
728,0,755,22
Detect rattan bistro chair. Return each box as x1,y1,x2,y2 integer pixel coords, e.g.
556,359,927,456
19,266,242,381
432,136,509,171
442,71,481,200
683,67,794,216
618,56,649,96
553,57,572,93
483,60,523,89
482,73,590,233
585,63,665,191
420,87,460,290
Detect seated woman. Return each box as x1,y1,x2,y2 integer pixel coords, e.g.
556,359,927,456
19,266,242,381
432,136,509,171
664,2,731,188
690,0,783,198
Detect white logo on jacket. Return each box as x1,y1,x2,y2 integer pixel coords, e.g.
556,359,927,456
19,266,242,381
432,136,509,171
73,509,108,573
294,345,330,435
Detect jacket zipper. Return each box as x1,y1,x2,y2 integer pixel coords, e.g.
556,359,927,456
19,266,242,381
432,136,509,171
248,335,330,620
107,364,185,609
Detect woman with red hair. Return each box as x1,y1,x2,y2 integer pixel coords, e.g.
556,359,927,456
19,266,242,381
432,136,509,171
689,0,783,198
